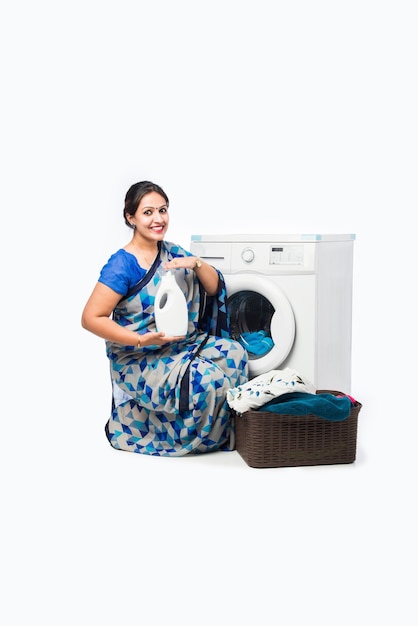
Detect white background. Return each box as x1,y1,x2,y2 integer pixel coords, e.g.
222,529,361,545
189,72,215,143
1,1,416,624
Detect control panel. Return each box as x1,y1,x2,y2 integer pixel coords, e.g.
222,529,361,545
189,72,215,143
269,245,304,265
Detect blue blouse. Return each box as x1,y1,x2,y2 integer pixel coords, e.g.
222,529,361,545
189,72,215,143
98,249,146,296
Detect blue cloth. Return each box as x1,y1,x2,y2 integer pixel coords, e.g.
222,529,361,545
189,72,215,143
239,331,274,356
99,248,147,295
260,392,352,421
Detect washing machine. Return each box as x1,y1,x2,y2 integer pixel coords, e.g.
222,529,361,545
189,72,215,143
190,233,355,393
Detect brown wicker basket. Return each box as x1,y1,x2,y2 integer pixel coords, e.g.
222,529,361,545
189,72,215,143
233,389,362,469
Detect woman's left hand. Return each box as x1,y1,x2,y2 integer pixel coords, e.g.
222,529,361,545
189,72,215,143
163,256,219,296
163,257,197,271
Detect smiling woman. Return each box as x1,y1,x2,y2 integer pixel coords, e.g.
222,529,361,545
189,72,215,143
81,180,249,456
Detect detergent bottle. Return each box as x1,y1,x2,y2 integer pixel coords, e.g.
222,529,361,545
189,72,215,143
154,271,188,336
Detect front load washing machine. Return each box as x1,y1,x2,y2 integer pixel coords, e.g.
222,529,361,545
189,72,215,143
190,234,355,392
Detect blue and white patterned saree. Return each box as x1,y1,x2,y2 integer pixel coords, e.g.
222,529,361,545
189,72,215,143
105,241,248,456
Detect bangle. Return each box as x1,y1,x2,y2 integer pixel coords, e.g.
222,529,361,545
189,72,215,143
137,335,142,348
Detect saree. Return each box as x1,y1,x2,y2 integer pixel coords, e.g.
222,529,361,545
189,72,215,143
104,241,249,456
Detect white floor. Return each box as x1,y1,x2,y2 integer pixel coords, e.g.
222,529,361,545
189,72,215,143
3,356,416,625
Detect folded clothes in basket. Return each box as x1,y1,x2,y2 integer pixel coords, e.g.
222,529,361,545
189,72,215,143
260,391,353,421
227,367,317,413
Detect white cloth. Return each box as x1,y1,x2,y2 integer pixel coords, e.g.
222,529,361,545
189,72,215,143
227,367,317,414
113,380,134,407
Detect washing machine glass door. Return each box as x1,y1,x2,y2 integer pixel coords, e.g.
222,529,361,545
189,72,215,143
225,274,295,378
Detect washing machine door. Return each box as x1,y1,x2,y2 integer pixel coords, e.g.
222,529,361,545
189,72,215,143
224,274,295,378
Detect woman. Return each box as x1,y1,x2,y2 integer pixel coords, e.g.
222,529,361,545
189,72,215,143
81,180,248,456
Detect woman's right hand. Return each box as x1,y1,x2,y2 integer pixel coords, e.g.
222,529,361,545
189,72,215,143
139,331,186,347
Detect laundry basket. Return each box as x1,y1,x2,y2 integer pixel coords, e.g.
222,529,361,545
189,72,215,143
233,389,362,469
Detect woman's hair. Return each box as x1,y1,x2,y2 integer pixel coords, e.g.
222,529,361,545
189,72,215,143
123,181,169,228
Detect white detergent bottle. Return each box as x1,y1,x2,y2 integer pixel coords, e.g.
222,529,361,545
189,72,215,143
154,271,189,336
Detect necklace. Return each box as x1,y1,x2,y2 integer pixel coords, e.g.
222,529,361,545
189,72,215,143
131,240,157,267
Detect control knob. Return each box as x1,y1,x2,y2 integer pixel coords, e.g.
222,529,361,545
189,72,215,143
242,247,255,263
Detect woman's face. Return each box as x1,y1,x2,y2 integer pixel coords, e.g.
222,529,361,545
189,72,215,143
132,191,169,242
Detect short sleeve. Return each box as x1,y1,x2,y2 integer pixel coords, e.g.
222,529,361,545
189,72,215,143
98,249,146,296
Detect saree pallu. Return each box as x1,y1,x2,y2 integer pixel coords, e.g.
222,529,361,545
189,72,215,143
105,241,249,456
